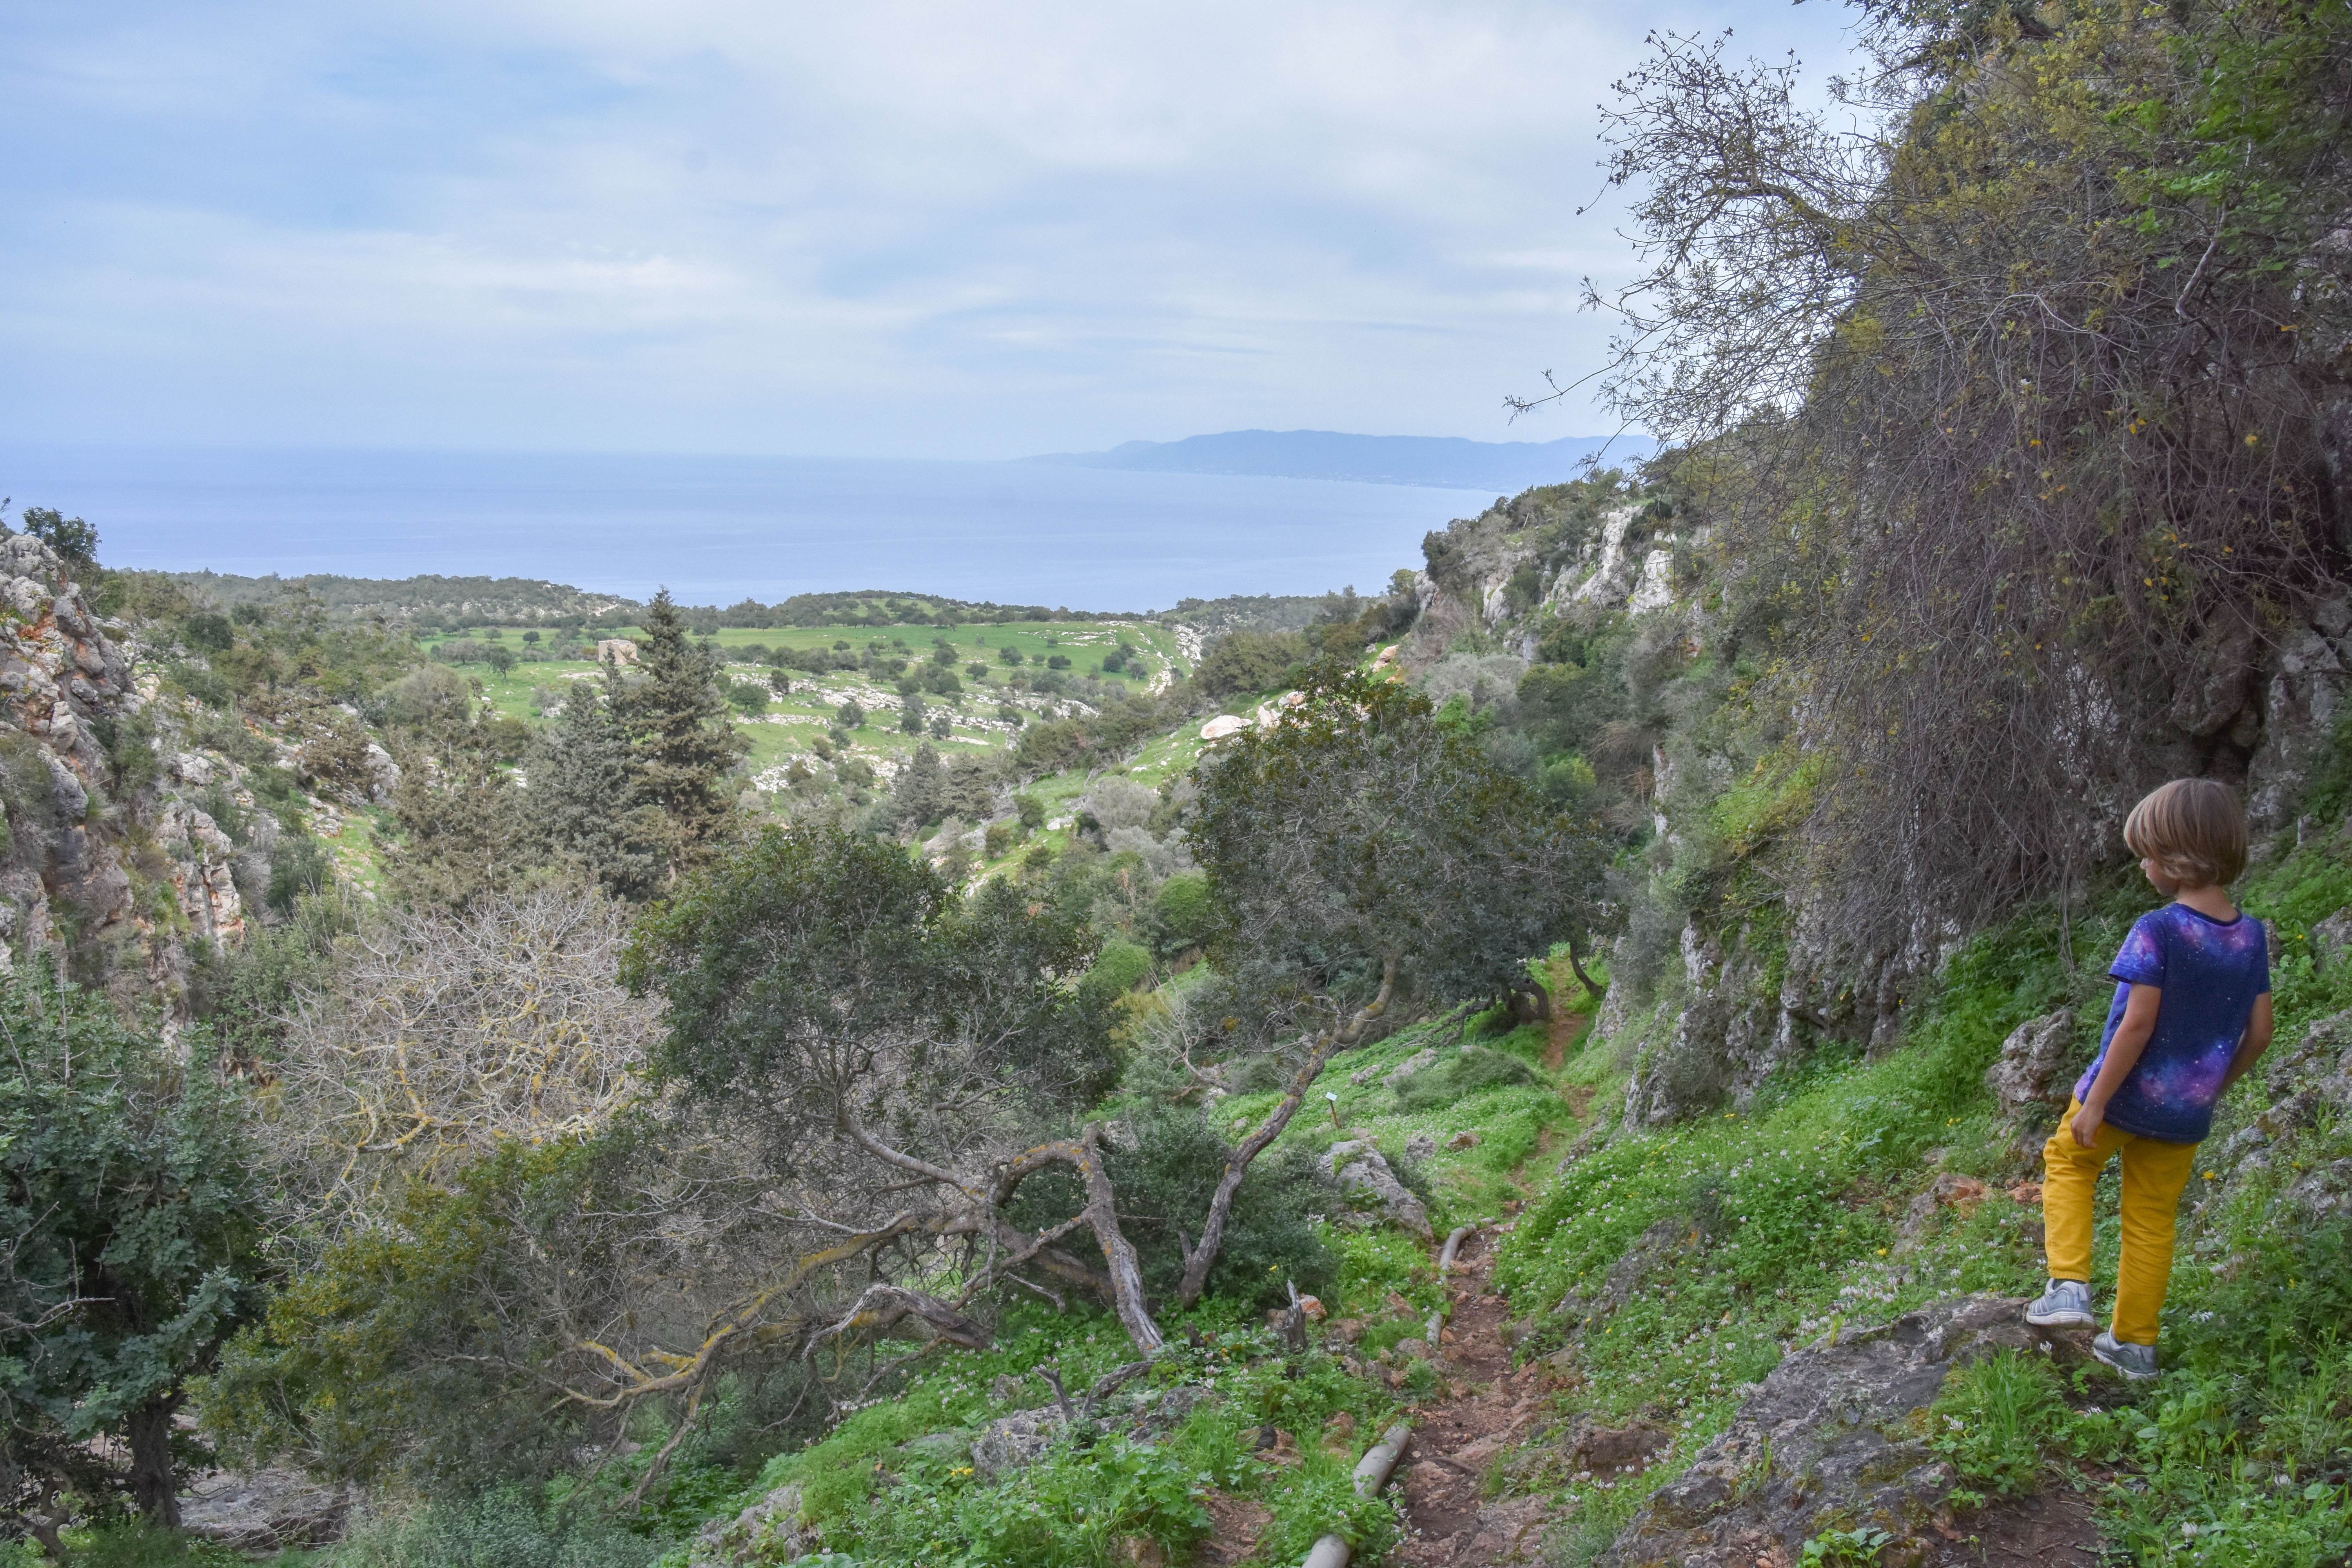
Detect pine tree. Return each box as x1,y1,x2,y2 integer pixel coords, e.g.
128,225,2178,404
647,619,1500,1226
613,590,749,883
385,708,532,912
528,676,665,901
891,742,947,831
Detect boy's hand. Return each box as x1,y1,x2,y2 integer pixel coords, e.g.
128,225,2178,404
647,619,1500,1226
2070,1100,2107,1149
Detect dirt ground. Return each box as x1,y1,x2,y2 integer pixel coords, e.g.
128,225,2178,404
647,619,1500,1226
1389,1227,1555,1566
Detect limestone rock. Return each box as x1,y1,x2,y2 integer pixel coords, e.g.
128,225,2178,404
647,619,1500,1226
1598,1295,2087,1568
1562,1418,1670,1476
1404,1131,1439,1161
2312,907,2352,970
1985,1011,2078,1122
1320,1139,1433,1241
1901,1172,1989,1238
971,1383,1214,1481
1199,714,1247,741
596,637,639,665
2196,1009,2352,1217
690,1482,813,1566
1381,1046,1438,1089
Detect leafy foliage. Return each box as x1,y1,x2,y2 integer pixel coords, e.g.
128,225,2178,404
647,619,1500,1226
1925,1350,2066,1499
0,966,263,1532
1189,663,1609,1038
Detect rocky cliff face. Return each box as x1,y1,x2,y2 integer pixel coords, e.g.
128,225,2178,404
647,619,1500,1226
1397,486,2352,1130
0,535,273,1015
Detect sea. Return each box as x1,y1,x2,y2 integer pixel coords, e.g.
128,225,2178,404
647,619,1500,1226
0,446,1509,612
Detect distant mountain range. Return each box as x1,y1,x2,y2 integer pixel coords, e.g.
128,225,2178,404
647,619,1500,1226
1023,428,1654,491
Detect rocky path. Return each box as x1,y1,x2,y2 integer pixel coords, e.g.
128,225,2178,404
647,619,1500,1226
1390,1227,1553,1566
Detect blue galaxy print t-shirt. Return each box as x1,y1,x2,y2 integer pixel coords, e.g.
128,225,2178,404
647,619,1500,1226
2077,904,2270,1144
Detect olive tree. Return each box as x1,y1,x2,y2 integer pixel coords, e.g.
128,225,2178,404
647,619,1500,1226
1175,664,1607,1305
621,826,1161,1351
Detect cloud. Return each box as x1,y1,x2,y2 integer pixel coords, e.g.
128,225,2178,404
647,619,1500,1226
0,0,1861,455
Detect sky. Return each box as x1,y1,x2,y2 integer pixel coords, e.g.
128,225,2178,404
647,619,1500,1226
0,1,1863,459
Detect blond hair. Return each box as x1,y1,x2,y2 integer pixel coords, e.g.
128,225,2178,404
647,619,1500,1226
2123,779,2248,889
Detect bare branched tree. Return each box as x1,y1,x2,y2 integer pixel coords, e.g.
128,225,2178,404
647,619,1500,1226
263,881,656,1229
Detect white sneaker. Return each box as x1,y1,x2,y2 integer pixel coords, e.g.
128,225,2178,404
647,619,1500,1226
2092,1330,2159,1380
2025,1278,2095,1328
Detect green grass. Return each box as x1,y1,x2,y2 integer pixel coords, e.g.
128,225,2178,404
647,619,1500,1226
1486,827,2352,1564
628,1292,1411,1568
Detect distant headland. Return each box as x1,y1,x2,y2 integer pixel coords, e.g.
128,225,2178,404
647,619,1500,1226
1022,427,1653,491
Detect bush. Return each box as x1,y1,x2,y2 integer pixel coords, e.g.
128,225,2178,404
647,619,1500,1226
1097,1104,1341,1308
1153,873,1213,953
181,612,234,653
333,1486,670,1568
1195,631,1308,697
1394,1047,1537,1112
1078,939,1153,1011
265,834,335,915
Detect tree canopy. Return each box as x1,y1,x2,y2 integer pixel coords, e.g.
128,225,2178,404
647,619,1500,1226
0,967,263,1552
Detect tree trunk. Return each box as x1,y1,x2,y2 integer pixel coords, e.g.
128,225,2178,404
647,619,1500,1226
1565,932,1604,998
1074,1123,1164,1352
1176,957,1397,1308
127,1395,182,1527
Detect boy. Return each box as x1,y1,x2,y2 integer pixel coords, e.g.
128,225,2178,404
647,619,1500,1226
2025,778,2274,1379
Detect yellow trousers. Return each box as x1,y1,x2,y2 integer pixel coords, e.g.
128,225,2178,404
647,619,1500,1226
2041,1098,2200,1346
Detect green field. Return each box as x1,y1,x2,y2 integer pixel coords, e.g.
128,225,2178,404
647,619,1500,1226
414,619,1201,808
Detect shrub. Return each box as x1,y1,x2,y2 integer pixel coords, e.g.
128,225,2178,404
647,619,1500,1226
332,1486,669,1568
1153,873,1213,953
181,612,234,653
1078,939,1153,1010
266,835,335,915
1097,1104,1341,1308
1394,1047,1537,1112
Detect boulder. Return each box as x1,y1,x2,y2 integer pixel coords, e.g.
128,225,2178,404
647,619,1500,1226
1445,1129,1481,1151
689,1482,814,1567
2196,1009,2352,1218
970,1383,1214,1481
2312,907,2352,970
1199,715,1247,741
1320,1140,1433,1241
1404,1131,1439,1161
1381,1046,1437,1089
1984,1011,2078,1122
596,638,639,665
1598,1295,2087,1568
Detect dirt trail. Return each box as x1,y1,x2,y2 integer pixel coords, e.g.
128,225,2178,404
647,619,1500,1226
1391,1227,1554,1566
1541,1008,1586,1073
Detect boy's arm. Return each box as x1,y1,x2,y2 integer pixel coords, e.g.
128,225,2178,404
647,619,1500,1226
2221,993,2275,1092
2073,984,2161,1148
